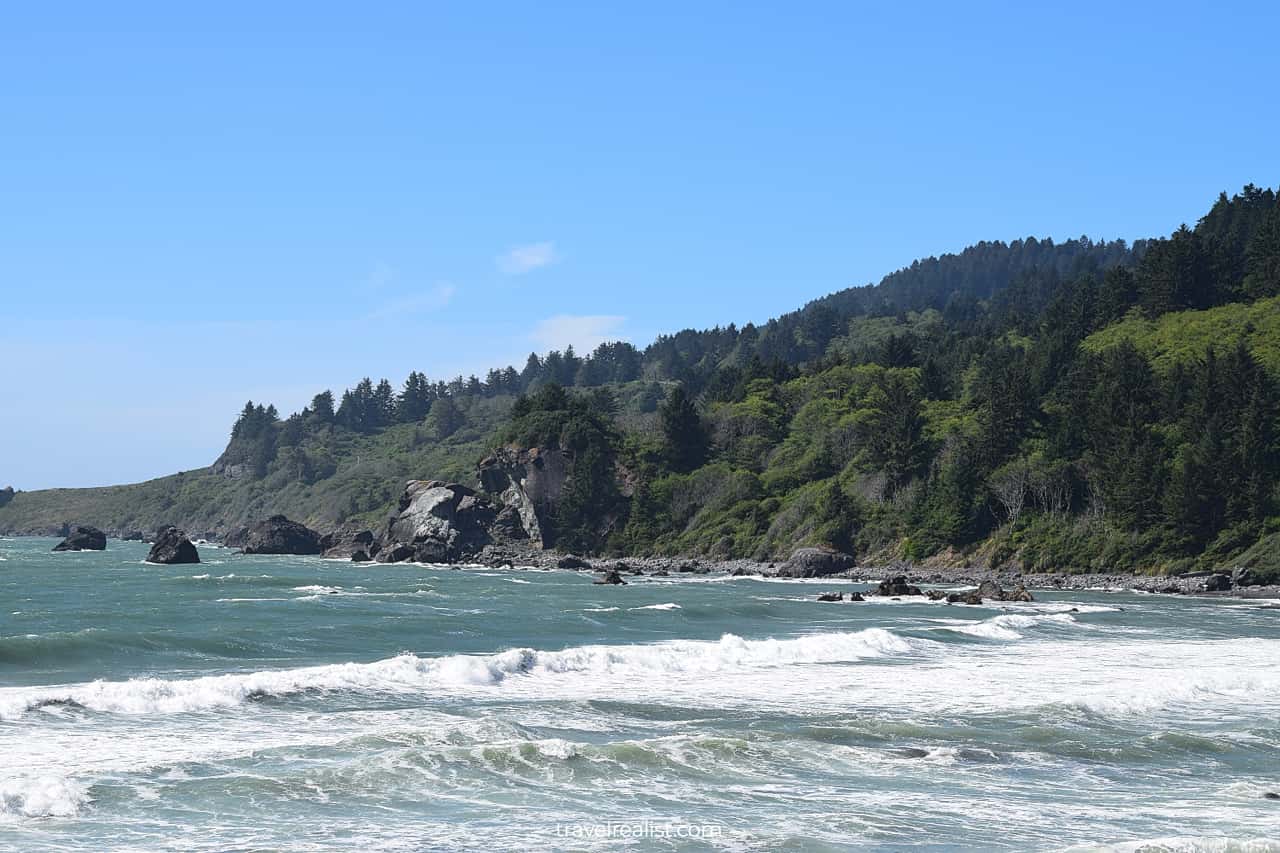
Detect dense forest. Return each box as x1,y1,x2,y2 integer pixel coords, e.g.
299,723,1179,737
6,184,1279,578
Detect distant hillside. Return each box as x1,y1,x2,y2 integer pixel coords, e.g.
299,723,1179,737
4,183,1279,584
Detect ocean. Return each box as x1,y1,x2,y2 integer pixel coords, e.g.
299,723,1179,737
1,536,1278,851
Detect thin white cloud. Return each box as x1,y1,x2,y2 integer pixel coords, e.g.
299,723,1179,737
364,282,456,320
497,241,558,275
362,261,397,290
531,314,627,352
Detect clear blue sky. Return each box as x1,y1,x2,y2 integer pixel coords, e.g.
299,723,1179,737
2,2,1277,489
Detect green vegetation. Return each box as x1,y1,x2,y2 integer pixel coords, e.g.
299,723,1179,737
4,184,1279,581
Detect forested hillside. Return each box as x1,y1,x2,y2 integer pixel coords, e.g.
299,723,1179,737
3,184,1278,578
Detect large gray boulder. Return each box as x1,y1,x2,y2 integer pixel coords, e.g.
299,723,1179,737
378,481,499,564
146,526,200,564
241,515,323,555
320,529,377,560
52,526,106,552
776,547,856,578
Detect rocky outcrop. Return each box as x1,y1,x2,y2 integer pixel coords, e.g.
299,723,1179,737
557,555,592,570
776,547,856,578
977,579,1035,602
1204,573,1232,592
377,481,500,564
478,448,573,548
321,529,378,560
817,591,844,602
875,575,923,596
593,568,627,585
52,525,107,552
0,486,13,509
146,527,200,564
241,515,323,555
947,590,984,605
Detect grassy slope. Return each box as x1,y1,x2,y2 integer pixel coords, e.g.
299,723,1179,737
0,398,512,537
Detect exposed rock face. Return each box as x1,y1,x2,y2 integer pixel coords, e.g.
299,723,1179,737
146,527,200,564
947,590,984,605
120,530,146,542
977,579,1035,602
817,591,844,602
377,481,500,564
776,547,856,578
557,555,592,570
478,448,573,548
875,576,923,596
241,515,323,555
0,486,13,508
593,568,627,585
1204,573,1232,592
321,529,378,560
52,526,106,552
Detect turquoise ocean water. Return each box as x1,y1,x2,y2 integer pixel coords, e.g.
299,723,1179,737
1,537,1279,851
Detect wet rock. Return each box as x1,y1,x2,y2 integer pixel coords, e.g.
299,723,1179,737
593,568,627,585
146,526,200,564
241,515,323,555
777,547,856,578
322,529,376,560
1003,584,1034,602
946,590,984,605
875,575,923,596
848,591,865,602
927,589,948,601
52,526,106,552
350,549,371,563
558,555,592,570
817,592,844,602
1264,792,1280,800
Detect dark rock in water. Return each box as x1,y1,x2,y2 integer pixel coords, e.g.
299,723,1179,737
677,560,701,573
322,529,376,559
927,589,948,601
894,747,930,759
977,579,1004,599
975,579,1033,602
377,543,416,564
593,568,627,585
1264,792,1280,800
146,527,200,564
947,590,984,605
558,555,592,570
120,530,146,542
241,515,323,555
1204,573,1232,592
52,526,106,552
875,575,923,596
350,549,371,563
817,592,844,602
777,547,856,578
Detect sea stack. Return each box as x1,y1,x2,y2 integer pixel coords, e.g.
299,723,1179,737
146,526,201,564
52,525,107,552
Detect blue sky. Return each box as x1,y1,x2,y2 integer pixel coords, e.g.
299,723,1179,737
2,2,1278,489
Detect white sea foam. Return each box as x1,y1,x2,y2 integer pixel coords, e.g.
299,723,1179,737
631,602,681,611
1063,838,1280,852
0,629,911,719
292,585,341,594
939,611,1078,640
0,775,88,820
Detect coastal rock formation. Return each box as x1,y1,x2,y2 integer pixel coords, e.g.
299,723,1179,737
321,529,377,560
593,568,627,585
875,576,923,596
977,579,1035,602
52,526,106,552
377,481,498,564
241,515,323,555
947,590,984,605
558,555,592,570
777,547,856,578
1204,573,1232,592
817,591,844,602
146,527,200,564
478,448,573,547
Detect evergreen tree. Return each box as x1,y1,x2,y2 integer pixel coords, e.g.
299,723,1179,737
660,386,709,473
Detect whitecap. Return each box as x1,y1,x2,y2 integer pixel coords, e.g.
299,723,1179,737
0,775,88,820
